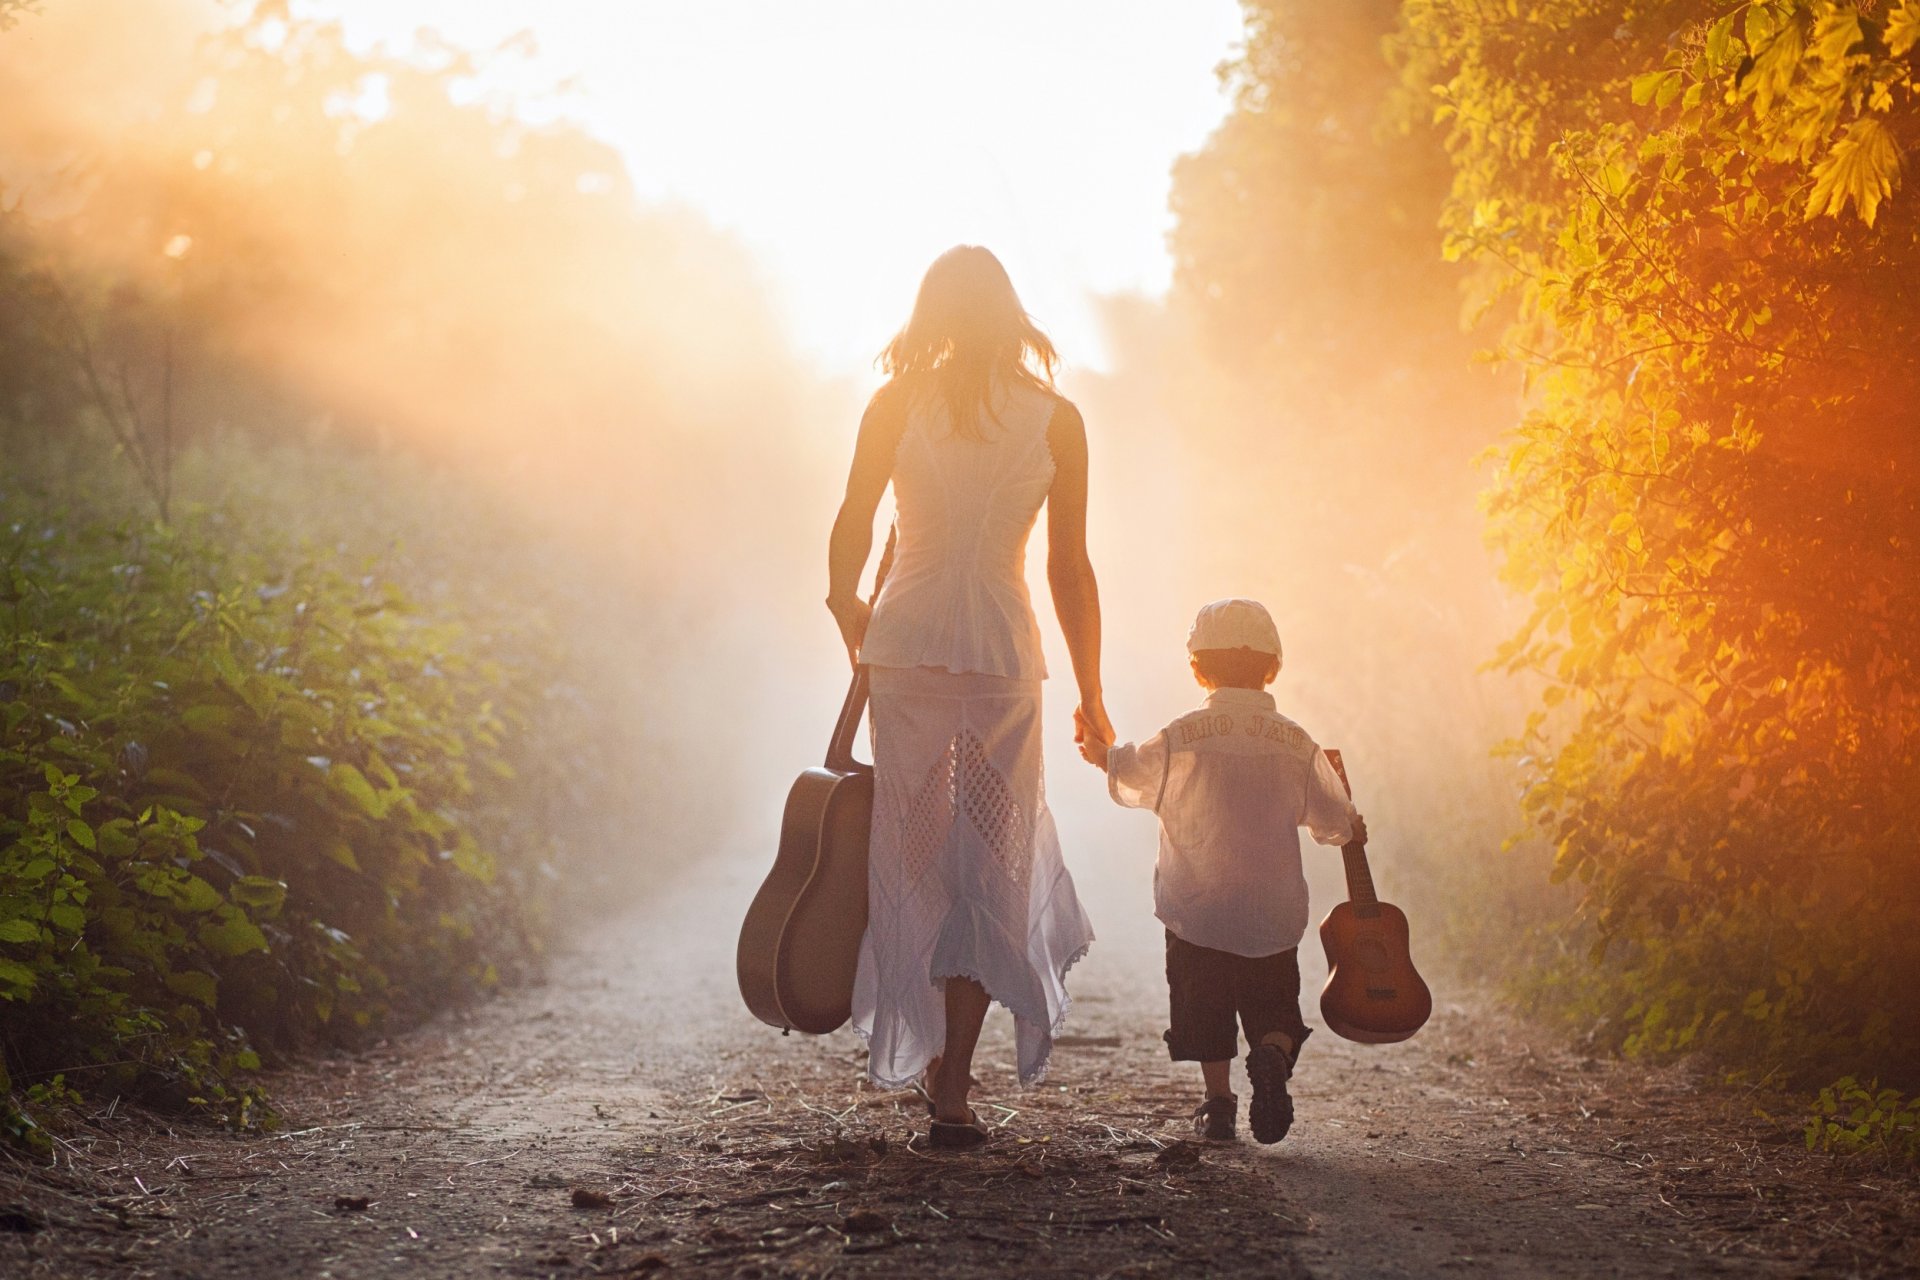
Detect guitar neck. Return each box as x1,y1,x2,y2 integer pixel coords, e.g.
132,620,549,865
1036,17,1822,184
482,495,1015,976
1324,747,1380,912
1341,841,1380,909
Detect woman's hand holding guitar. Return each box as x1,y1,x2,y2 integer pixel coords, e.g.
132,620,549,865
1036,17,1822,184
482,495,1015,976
825,593,872,668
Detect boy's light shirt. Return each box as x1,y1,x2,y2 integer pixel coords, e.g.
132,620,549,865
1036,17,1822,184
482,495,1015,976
1106,686,1356,959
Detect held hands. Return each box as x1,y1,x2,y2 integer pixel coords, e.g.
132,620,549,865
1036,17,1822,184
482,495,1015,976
1073,700,1114,770
825,594,871,668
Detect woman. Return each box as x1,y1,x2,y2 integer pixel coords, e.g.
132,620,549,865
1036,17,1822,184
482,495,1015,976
826,246,1108,1147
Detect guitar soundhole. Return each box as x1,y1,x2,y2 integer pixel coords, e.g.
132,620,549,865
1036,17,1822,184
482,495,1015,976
1356,939,1391,972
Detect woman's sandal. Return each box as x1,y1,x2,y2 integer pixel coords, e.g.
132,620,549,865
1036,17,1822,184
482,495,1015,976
911,1063,982,1117
927,1108,989,1150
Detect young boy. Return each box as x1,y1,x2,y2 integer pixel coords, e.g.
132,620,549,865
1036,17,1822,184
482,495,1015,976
1075,598,1364,1144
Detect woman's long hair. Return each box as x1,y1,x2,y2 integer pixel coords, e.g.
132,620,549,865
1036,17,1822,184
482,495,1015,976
879,246,1058,440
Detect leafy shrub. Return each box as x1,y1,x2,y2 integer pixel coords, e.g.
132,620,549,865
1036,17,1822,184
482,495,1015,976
0,487,563,1138
1510,888,1917,1089
1806,1078,1920,1165
1394,0,1920,1088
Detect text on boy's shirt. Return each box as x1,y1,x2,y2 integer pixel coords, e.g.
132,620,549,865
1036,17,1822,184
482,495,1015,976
1175,711,1314,752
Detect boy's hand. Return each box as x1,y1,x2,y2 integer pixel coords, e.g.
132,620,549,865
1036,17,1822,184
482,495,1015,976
1350,812,1369,845
1073,697,1114,747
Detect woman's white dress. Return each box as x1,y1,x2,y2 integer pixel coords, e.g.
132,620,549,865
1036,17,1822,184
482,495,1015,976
853,379,1095,1090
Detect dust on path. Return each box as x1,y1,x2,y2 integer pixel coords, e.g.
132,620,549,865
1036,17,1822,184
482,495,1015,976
2,852,1911,1279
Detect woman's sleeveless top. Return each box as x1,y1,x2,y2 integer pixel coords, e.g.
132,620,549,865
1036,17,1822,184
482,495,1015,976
860,379,1058,681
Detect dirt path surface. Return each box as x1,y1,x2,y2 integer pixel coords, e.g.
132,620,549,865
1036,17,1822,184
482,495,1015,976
4,851,1913,1279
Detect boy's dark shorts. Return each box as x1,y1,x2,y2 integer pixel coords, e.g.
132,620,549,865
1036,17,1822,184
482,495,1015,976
1163,930,1312,1063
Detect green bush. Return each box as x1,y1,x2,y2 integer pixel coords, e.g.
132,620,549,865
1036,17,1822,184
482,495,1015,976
0,487,560,1139
1806,1078,1920,1166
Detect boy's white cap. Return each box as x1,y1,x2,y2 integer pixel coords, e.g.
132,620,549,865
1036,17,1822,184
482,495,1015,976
1187,598,1282,658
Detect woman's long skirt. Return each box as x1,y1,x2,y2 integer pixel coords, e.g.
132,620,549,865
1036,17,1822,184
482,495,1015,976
851,665,1095,1090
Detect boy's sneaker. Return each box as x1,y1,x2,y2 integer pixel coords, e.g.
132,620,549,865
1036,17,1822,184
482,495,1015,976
1192,1094,1237,1142
1246,1040,1296,1144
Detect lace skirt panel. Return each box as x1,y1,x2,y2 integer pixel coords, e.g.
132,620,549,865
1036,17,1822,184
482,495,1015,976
852,665,1094,1089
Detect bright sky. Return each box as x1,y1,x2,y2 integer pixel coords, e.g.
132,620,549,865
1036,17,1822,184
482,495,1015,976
301,1,1245,375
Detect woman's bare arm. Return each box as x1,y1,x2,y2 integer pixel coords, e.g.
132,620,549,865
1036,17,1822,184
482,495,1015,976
826,385,908,664
1045,398,1111,745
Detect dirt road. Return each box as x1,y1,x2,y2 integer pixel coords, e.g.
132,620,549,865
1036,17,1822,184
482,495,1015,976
3,849,1911,1279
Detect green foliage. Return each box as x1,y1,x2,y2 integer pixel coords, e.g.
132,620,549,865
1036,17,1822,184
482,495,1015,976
0,483,559,1133
1806,1077,1920,1164
1393,0,1920,1085
0,0,814,1151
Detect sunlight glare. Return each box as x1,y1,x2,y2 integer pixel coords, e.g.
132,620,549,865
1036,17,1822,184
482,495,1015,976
298,1,1245,374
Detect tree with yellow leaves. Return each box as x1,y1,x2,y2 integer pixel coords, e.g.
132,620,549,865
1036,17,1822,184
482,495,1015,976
1395,0,1918,1085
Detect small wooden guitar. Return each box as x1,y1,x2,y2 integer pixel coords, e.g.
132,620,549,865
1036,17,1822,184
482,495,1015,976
1317,749,1432,1044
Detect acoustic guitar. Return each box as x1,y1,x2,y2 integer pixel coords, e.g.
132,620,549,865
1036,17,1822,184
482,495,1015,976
1317,749,1432,1044
736,531,894,1035
735,669,874,1034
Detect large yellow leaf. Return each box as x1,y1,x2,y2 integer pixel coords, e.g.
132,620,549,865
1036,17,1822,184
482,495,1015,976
1890,0,1920,57
1803,118,1902,225
1743,19,1805,116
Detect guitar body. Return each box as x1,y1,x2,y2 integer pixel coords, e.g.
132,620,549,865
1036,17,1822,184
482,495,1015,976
1316,748,1432,1044
737,563,895,1039
1318,898,1431,1044
736,763,873,1034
